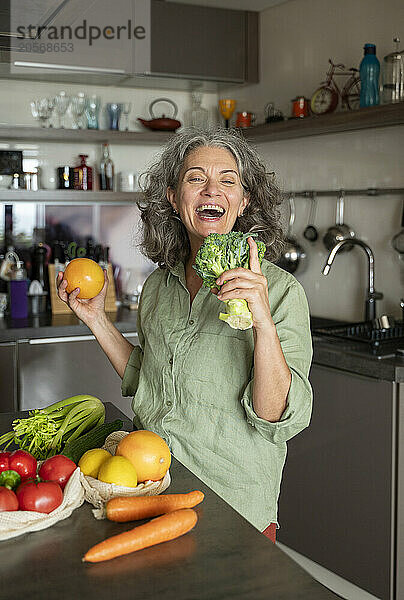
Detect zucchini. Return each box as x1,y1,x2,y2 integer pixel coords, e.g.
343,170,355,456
62,419,123,463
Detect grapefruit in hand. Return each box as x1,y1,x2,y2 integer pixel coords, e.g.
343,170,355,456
63,258,105,299
116,430,171,482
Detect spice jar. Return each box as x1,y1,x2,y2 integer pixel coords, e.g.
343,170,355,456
291,96,310,118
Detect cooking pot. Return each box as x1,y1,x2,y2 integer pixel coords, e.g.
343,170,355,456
323,190,355,252
138,98,181,131
276,194,307,274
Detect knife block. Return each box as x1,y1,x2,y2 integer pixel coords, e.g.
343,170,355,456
48,263,117,315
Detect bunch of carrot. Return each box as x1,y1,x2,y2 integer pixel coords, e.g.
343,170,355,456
82,490,204,563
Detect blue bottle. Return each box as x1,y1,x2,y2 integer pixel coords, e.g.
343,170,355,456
359,43,380,107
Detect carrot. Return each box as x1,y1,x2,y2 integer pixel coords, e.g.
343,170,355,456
83,508,198,563
106,490,204,522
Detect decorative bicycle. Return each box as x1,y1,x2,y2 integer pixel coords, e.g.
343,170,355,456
310,59,361,115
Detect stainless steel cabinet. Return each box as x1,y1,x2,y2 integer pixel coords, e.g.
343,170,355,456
278,364,395,600
17,332,138,418
0,341,17,412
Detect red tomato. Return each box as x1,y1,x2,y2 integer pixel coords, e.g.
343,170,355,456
16,480,63,514
0,487,19,511
38,455,76,490
9,450,37,480
0,452,10,474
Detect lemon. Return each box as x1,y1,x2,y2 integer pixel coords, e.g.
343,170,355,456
78,448,111,478
97,455,138,487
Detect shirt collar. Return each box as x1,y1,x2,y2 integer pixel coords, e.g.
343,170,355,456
166,261,185,286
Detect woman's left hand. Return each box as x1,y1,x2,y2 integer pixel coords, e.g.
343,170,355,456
213,237,274,331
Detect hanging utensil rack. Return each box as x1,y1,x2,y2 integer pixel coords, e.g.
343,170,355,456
282,187,404,198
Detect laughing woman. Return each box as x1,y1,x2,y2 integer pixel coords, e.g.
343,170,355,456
57,128,313,542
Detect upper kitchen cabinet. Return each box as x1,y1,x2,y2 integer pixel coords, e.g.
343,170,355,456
147,0,258,84
0,0,258,90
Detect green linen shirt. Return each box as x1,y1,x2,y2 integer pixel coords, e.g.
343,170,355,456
121,258,313,531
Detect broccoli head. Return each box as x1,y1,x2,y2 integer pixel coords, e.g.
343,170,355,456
193,232,267,330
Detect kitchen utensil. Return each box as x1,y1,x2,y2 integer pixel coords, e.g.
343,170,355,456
291,96,310,118
138,98,181,131
303,192,319,242
323,190,355,252
276,194,307,274
218,99,236,129
236,111,255,128
382,37,404,104
392,199,404,255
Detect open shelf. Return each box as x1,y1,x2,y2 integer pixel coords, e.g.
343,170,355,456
0,103,403,147
0,190,141,204
244,101,404,142
0,126,175,145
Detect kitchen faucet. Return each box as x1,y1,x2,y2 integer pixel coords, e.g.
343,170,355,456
322,238,383,321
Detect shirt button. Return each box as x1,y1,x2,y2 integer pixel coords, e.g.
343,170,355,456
166,400,173,407
169,357,173,365
189,319,194,325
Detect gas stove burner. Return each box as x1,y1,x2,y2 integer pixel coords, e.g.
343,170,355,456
313,318,404,356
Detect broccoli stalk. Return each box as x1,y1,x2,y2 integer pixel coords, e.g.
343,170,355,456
193,232,266,330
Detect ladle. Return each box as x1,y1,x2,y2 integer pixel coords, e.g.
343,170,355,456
303,192,319,242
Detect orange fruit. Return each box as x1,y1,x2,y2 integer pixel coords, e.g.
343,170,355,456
63,258,104,299
116,430,171,483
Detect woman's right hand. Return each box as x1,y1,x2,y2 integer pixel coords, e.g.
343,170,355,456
56,269,109,327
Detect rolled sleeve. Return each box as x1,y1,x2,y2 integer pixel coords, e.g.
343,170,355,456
241,280,313,445
121,345,143,397
121,289,145,398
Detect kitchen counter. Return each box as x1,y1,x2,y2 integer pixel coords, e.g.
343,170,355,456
0,306,139,342
0,403,339,600
1,309,403,383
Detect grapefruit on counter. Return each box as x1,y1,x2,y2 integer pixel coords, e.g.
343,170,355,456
62,258,105,299
116,430,171,482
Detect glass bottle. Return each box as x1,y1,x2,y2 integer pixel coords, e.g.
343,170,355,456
381,37,404,104
189,92,209,128
359,43,380,107
99,143,115,191
73,154,93,191
9,260,28,319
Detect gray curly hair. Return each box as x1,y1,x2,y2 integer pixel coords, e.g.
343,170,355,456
137,127,285,269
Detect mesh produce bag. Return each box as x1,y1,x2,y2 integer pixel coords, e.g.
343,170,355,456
80,431,171,519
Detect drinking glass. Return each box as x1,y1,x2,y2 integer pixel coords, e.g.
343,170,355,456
85,95,101,129
121,102,132,130
70,93,87,129
106,103,123,130
54,91,71,128
219,99,236,129
31,98,54,128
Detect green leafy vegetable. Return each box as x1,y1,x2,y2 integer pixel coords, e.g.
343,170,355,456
0,395,105,460
193,231,266,330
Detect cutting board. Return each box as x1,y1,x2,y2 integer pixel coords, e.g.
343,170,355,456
48,263,117,315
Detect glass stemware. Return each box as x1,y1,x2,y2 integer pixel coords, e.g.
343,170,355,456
219,98,236,129
54,91,70,128
85,95,101,129
30,98,54,128
121,102,132,131
70,92,87,129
